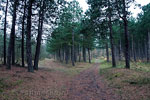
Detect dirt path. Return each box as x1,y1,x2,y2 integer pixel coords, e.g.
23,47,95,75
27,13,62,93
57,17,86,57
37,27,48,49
63,63,119,100
0,60,120,100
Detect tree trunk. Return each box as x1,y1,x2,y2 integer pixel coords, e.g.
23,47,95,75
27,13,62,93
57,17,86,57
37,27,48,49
106,42,109,62
133,39,136,62
7,0,18,69
79,45,81,62
58,49,61,61
145,40,147,61
119,39,122,61
12,35,15,65
108,0,116,67
123,18,130,68
65,45,69,64
34,1,45,70
147,30,150,62
83,46,86,62
72,31,75,66
62,48,64,62
3,0,9,65
21,0,26,67
26,0,34,72
74,46,77,62
131,35,134,60
108,15,116,67
88,48,91,63
120,0,130,68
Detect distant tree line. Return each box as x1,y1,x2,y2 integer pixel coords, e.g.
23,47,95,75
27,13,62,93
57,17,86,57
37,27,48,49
47,0,150,68
46,0,95,66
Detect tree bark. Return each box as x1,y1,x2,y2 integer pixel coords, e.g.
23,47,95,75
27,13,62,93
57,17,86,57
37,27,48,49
3,0,9,65
122,0,130,68
119,39,122,61
88,48,91,63
106,42,109,62
21,0,26,67
7,0,18,69
26,0,34,72
78,45,81,62
131,35,134,60
12,34,15,65
74,46,77,62
72,31,75,66
65,45,69,64
123,18,130,68
34,1,45,70
108,16,116,67
147,30,150,62
83,46,86,62
108,0,116,67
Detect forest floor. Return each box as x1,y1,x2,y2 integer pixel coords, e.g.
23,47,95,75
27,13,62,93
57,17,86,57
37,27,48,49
0,59,150,100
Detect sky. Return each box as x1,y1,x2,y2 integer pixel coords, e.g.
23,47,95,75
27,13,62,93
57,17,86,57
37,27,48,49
129,0,150,17
67,0,150,18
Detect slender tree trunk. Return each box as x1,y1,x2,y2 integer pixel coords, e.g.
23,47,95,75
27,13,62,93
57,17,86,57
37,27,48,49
144,44,146,61
83,46,86,62
133,38,136,62
108,0,116,67
134,48,136,62
74,46,77,62
121,0,130,68
88,48,91,63
58,49,61,61
108,16,116,67
21,0,26,67
68,47,71,61
72,32,75,66
137,42,140,60
7,0,18,69
56,51,59,60
147,30,150,62
26,0,34,72
12,35,15,65
123,17,130,68
145,40,147,61
3,0,9,65
119,39,122,61
34,1,45,70
79,46,81,62
106,42,109,62
131,35,134,60
65,45,69,64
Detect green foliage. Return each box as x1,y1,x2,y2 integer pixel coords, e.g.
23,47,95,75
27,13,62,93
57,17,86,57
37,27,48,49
80,18,96,49
141,3,150,30
46,0,95,55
